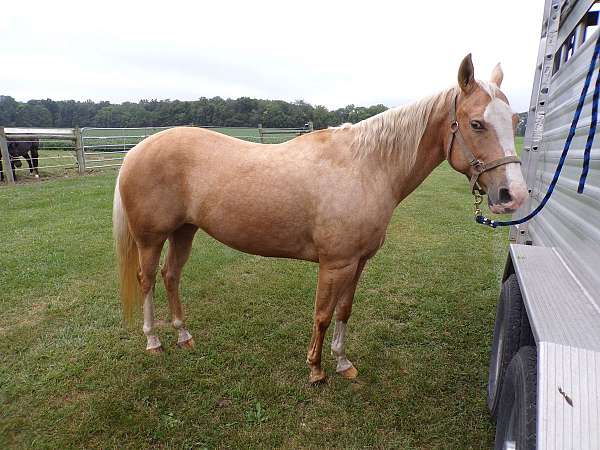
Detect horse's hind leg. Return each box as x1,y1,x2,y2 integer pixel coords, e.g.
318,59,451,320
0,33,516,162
30,148,39,177
138,241,165,353
331,259,366,379
162,224,197,348
306,260,359,384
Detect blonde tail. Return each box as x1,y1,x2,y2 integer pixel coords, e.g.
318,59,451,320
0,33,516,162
113,175,141,323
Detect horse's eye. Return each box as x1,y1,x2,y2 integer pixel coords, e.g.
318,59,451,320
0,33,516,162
470,120,484,131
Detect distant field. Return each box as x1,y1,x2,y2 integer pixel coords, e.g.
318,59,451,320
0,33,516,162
80,126,300,150
0,139,523,448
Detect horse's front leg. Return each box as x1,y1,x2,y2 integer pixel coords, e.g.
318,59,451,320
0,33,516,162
331,258,366,379
10,159,17,181
307,260,358,384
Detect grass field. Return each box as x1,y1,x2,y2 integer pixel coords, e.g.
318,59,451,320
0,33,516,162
0,138,521,449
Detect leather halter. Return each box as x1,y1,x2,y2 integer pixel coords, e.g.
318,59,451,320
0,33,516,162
446,93,521,194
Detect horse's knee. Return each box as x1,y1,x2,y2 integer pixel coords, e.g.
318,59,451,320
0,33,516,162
314,313,332,332
139,274,155,294
161,267,178,291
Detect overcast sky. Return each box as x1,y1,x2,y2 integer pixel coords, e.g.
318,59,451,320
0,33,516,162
3,1,544,112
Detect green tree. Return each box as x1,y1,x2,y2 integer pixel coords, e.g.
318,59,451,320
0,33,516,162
0,95,400,130
15,103,53,127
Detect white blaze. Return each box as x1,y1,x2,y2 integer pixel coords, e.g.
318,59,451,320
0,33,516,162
483,98,527,200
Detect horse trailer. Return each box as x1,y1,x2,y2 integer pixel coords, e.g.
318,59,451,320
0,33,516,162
488,0,600,448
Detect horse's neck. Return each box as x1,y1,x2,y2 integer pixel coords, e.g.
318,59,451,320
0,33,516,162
354,89,454,204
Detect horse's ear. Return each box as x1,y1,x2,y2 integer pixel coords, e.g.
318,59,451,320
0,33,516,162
458,53,476,94
491,62,504,88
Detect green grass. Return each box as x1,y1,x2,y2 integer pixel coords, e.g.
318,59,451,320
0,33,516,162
515,136,523,156
0,141,518,449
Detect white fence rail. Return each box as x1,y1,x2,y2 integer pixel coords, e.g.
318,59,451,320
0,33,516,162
0,123,313,184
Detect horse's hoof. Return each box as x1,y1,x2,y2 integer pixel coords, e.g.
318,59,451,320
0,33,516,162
308,369,327,385
337,364,358,380
176,338,195,349
146,345,164,355
34,174,39,179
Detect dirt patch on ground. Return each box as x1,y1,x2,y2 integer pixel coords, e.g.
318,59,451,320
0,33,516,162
0,302,47,337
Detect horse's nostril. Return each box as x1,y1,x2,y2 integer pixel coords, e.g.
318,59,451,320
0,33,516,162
499,188,512,204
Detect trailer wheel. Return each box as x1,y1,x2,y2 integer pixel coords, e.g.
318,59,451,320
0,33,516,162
494,346,537,450
488,274,534,418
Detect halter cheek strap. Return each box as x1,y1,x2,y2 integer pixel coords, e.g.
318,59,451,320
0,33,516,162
446,93,521,194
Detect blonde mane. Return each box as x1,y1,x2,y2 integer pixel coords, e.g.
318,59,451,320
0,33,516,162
344,87,458,173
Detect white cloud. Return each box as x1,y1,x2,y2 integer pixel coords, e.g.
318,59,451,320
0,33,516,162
2,0,544,111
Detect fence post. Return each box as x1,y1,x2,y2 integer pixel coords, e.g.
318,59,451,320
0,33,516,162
74,127,85,175
258,123,264,144
0,127,15,184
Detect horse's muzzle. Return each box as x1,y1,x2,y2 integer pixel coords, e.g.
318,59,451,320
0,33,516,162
488,184,528,214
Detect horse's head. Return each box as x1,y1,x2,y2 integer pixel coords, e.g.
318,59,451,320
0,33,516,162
447,54,528,214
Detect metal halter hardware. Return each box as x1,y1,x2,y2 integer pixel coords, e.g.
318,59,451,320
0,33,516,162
446,93,521,196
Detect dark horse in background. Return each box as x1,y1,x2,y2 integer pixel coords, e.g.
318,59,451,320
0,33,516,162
0,138,40,181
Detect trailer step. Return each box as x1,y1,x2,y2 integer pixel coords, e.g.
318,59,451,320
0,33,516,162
510,243,600,450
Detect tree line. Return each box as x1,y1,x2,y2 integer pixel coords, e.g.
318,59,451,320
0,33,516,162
0,95,388,130
0,95,527,135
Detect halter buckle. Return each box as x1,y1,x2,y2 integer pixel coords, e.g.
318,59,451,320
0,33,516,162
472,160,486,173
450,121,459,133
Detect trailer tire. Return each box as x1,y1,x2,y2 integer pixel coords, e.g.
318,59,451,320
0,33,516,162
488,274,534,419
494,346,537,450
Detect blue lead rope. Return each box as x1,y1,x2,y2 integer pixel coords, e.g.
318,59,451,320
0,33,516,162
477,32,600,228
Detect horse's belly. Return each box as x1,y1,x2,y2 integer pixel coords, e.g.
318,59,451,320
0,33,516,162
201,222,318,261
193,197,318,261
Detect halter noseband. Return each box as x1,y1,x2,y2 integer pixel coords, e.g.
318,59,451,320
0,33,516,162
446,93,521,195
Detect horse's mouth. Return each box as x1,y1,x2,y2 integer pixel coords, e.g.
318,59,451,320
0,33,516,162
488,197,521,215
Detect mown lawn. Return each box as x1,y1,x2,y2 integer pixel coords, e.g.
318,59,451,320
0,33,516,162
0,143,518,449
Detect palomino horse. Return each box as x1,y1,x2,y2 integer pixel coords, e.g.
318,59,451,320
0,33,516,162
114,55,528,383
